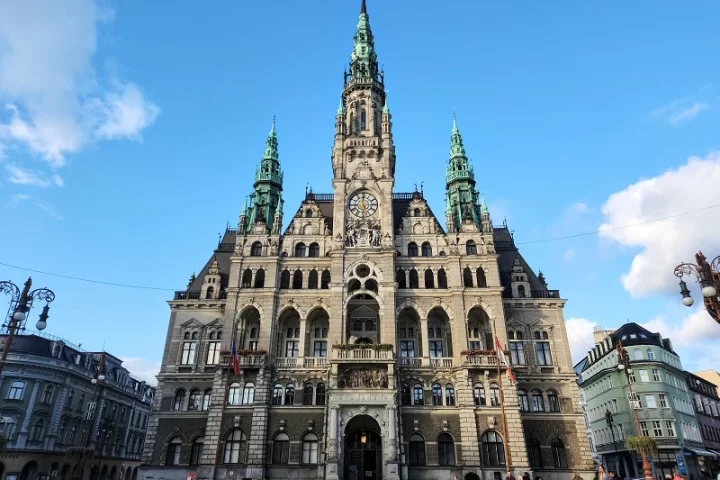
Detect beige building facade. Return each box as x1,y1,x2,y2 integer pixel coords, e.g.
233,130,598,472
140,2,594,480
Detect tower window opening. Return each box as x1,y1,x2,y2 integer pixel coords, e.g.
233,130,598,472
360,110,367,130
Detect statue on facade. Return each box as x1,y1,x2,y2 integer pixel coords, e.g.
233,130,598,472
338,368,388,388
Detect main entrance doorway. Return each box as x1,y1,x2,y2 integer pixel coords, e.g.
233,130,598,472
344,415,382,480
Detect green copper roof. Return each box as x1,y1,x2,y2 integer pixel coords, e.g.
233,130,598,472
263,116,278,161
337,99,345,116
481,193,489,214
449,113,466,158
383,95,390,114
349,0,379,82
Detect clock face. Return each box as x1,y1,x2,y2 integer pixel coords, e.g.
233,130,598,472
349,192,378,218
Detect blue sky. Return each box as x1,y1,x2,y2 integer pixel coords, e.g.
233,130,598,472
1,0,720,383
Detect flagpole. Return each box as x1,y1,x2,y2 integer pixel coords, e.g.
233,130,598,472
493,321,513,477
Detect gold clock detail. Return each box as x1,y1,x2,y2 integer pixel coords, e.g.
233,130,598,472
348,192,378,218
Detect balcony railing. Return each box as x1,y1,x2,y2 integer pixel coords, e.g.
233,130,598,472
429,357,453,369
332,349,393,361
502,289,561,299
174,290,228,301
274,357,329,369
463,354,499,367
220,352,266,368
304,357,328,368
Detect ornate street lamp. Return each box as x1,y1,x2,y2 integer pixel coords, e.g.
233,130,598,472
674,252,720,323
0,277,56,376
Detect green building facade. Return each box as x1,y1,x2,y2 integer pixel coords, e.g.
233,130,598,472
577,323,706,480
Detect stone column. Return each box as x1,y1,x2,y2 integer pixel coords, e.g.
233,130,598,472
385,406,401,480
327,406,340,480
197,367,229,480
16,380,41,448
298,318,308,362
419,318,429,367
47,385,70,450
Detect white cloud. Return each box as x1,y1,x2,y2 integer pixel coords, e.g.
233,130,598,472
33,200,63,220
565,317,598,364
4,193,31,208
598,152,720,297
563,248,576,262
641,308,720,349
0,0,159,180
52,174,64,187
4,192,63,219
5,164,51,187
651,99,710,125
569,202,589,213
121,357,160,386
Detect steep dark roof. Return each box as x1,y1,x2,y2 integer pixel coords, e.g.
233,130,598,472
187,229,235,291
611,322,675,353
493,226,547,291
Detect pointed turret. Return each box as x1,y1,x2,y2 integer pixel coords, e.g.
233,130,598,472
445,115,482,231
239,117,284,233
348,0,380,83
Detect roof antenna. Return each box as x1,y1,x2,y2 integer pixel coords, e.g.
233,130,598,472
420,181,424,195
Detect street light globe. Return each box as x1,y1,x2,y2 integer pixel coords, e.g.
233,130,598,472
682,296,695,306
617,365,625,371
701,285,717,298
98,375,106,381
91,378,98,384
36,320,47,331
12,311,26,322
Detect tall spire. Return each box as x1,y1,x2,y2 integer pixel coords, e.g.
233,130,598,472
449,113,466,159
348,0,379,83
445,114,482,231
263,115,279,161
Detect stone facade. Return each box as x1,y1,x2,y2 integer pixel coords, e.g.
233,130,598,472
140,2,593,480
0,332,155,480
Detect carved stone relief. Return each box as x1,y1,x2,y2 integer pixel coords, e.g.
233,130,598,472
345,218,381,248
337,368,389,389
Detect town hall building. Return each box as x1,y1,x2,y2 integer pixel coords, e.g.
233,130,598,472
140,2,593,479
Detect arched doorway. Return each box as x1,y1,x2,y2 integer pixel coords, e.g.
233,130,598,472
19,461,38,480
344,415,382,480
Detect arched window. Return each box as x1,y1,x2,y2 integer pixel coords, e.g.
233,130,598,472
206,286,215,299
302,432,319,464
396,269,406,289
531,390,545,412
308,270,319,289
173,389,186,411
254,269,265,288
190,437,204,465
202,389,212,410
227,383,241,406
424,269,435,289
551,438,568,468
646,348,655,360
30,418,45,442
280,270,290,289
438,433,456,466
408,433,426,466
409,269,419,288
476,268,487,287
445,384,456,406
309,243,320,257
517,285,526,298
284,384,295,405
413,208,421,217
242,383,255,405
292,270,303,289
518,390,530,411
321,270,331,289
413,384,424,405
241,269,252,288
401,384,411,405
303,384,314,405
305,209,313,218
272,433,290,464
295,243,306,257
250,241,262,256
223,429,247,464
466,240,477,255
547,390,560,412
407,242,419,257
437,269,448,289
432,384,443,406
41,384,54,404
481,431,505,466
187,389,201,411
474,384,486,406
166,437,182,465
489,384,501,406
421,242,432,257
315,383,326,406
463,267,473,287
633,349,643,360
527,438,543,468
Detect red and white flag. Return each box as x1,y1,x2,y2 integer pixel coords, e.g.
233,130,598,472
495,337,517,385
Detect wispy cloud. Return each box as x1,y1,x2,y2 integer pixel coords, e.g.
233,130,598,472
650,99,710,125
0,0,159,183
5,164,52,187
4,193,63,219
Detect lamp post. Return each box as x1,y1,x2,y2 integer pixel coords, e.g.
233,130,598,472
617,341,653,480
674,251,720,323
605,409,619,472
0,277,55,377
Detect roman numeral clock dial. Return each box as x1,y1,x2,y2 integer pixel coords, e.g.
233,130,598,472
348,192,378,218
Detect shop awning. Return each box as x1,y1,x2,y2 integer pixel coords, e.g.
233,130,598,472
685,447,719,458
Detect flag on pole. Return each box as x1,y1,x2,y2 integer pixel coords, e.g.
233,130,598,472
495,337,517,385
231,338,240,375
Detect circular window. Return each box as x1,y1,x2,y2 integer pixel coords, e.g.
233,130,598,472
355,264,371,278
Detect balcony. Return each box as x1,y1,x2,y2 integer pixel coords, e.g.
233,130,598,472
429,357,453,369
173,290,228,301
502,289,561,300
332,347,394,362
398,357,454,369
221,352,266,368
463,353,500,367
275,357,328,369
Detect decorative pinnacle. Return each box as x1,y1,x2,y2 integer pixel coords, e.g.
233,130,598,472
361,0,367,15
481,194,489,214
337,99,345,116
270,115,276,136
383,95,390,114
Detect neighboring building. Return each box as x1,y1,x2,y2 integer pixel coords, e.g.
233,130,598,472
577,323,706,480
684,371,720,475
0,332,155,480
695,371,720,398
575,357,601,467
141,2,593,480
